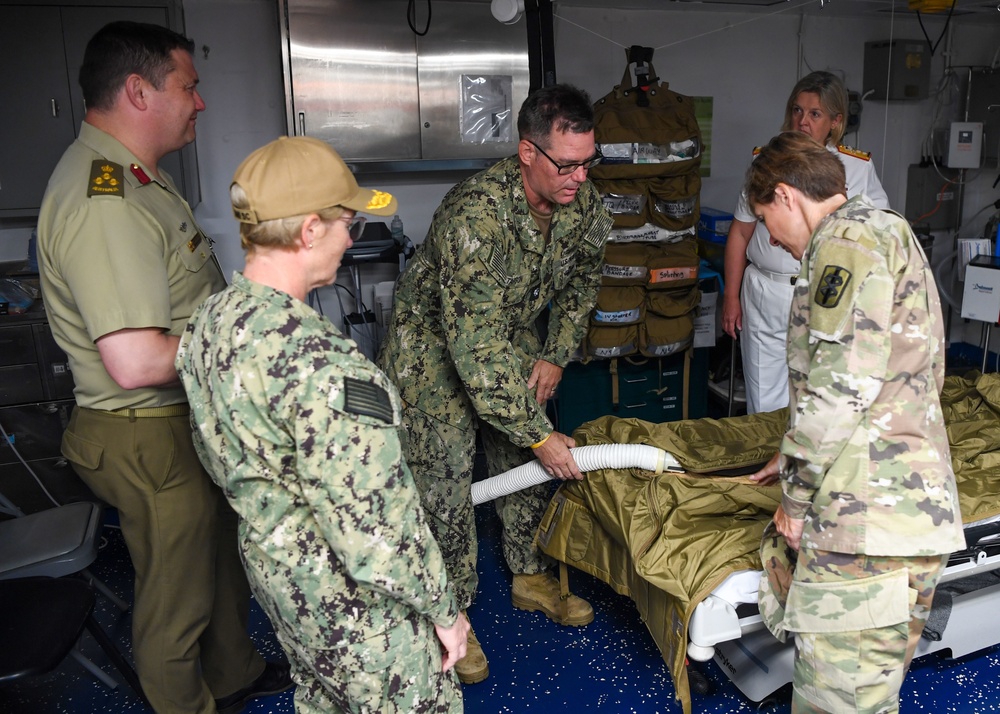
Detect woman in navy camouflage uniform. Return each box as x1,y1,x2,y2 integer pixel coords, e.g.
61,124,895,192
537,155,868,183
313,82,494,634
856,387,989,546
176,136,469,714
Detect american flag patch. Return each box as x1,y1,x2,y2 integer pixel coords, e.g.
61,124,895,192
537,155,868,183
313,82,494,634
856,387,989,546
487,245,511,286
583,212,613,249
343,378,394,423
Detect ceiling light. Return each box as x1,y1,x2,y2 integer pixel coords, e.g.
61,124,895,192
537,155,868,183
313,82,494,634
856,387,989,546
491,0,525,24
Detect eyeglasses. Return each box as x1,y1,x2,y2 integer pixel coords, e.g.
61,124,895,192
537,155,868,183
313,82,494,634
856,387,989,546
348,216,366,241
528,140,603,175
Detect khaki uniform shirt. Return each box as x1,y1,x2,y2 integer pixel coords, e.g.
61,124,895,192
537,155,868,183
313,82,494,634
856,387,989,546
176,273,459,648
37,122,224,409
779,196,965,556
380,156,613,448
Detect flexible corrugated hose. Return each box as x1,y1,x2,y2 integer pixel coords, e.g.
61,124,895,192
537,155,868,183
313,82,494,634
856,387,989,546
471,444,680,505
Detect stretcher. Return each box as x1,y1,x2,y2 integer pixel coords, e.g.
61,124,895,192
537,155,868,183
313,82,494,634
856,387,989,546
536,371,1000,714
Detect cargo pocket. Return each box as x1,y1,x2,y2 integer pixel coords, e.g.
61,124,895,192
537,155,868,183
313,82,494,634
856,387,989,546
592,286,645,326
601,243,649,287
536,490,594,565
61,429,104,472
600,179,649,229
586,323,639,359
783,568,912,634
647,174,700,232
640,288,701,357
646,239,699,290
174,231,213,273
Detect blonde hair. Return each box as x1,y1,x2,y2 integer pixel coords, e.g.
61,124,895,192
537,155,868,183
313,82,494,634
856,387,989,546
230,182,343,252
780,71,848,146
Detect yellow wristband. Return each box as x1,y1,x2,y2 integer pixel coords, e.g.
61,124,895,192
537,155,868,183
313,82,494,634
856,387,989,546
530,433,551,449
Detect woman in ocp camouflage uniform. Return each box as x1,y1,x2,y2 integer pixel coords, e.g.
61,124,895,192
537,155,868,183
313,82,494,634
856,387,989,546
745,132,963,714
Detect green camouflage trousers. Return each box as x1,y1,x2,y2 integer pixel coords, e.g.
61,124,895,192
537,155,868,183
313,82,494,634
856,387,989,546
244,554,462,714
400,405,554,609
759,522,947,713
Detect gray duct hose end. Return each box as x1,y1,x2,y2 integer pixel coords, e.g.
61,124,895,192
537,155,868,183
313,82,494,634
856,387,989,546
470,443,680,506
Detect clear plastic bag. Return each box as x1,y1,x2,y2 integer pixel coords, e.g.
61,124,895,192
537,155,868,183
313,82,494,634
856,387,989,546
0,277,39,313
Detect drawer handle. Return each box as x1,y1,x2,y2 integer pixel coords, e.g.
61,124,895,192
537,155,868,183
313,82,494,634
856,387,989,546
624,377,648,384
623,401,648,409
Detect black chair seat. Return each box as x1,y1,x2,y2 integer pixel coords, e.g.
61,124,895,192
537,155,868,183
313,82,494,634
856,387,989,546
0,577,94,683
0,576,149,707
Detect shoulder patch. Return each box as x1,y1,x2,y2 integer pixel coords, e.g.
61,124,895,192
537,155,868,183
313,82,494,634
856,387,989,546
343,377,394,423
485,244,511,286
837,144,871,162
814,265,852,308
88,160,124,198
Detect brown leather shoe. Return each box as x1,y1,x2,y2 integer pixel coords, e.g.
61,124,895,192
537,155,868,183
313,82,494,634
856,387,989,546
455,619,489,685
511,570,594,627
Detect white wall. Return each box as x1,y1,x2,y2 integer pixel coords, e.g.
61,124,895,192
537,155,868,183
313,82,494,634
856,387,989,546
550,5,999,347
5,0,998,348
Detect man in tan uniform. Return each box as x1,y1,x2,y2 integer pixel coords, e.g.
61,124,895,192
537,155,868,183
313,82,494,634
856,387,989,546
37,21,291,714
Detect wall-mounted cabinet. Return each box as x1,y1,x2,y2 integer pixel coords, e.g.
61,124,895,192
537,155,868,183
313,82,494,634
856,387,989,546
0,0,196,217
279,0,530,172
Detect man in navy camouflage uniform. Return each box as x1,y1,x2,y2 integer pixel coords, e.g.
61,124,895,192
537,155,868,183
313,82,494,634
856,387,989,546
746,132,965,713
378,84,613,683
177,136,469,714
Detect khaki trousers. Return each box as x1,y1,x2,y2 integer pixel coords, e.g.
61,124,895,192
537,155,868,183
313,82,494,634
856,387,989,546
62,406,265,713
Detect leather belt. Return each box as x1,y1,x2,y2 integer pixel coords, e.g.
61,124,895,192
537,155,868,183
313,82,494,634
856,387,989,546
752,263,798,285
100,404,190,419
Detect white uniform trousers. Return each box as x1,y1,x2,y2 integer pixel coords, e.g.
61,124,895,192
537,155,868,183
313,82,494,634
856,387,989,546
740,262,796,414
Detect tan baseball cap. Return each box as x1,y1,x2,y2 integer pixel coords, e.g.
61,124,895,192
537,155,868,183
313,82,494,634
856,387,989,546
231,136,397,224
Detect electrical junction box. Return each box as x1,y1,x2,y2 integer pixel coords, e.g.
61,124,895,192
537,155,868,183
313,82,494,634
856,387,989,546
904,164,960,231
947,122,984,169
863,40,931,100
968,69,1000,166
962,255,1000,323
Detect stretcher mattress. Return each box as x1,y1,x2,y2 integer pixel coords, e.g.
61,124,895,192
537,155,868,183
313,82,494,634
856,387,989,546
536,371,1000,714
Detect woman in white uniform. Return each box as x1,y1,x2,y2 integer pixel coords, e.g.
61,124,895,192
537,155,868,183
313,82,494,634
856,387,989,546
722,71,889,414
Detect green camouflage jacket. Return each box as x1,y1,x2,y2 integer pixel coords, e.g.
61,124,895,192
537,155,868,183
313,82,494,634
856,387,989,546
380,156,612,447
176,273,458,649
779,196,965,556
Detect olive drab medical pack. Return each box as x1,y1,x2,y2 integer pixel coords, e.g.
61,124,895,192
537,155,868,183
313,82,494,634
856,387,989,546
585,47,703,365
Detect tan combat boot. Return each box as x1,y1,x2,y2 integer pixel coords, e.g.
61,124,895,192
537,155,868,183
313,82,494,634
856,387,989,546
455,616,489,685
511,564,594,626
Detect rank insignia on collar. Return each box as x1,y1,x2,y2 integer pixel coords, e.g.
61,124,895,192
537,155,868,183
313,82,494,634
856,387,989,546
130,163,152,185
87,160,124,198
815,265,852,308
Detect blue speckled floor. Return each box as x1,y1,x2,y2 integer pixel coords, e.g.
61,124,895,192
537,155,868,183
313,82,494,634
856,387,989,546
2,504,998,713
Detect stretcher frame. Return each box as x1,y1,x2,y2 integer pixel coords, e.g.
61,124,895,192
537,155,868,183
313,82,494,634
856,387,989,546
687,517,1000,704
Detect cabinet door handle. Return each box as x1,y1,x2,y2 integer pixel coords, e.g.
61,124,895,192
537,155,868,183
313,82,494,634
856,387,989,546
51,99,59,118
298,111,306,136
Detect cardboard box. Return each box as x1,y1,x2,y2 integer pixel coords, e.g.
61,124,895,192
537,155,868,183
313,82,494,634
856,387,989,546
693,285,718,349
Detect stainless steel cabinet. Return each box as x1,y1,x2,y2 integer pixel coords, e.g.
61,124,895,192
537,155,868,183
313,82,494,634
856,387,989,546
0,0,195,216
280,0,530,171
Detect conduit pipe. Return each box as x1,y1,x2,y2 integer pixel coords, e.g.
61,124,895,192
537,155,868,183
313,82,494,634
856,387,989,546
471,443,681,506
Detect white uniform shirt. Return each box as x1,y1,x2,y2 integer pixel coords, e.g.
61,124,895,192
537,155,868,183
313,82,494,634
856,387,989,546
734,144,890,274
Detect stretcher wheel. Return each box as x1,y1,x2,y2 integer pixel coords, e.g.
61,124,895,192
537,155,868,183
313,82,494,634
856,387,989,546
756,683,792,711
687,665,711,695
